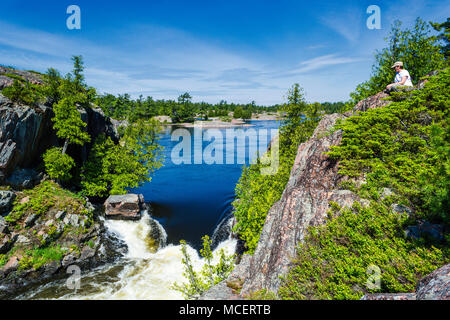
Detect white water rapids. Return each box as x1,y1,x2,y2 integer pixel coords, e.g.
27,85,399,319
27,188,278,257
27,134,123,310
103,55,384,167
18,211,237,300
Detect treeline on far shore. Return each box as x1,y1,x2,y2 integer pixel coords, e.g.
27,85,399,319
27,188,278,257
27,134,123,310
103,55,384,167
94,91,348,123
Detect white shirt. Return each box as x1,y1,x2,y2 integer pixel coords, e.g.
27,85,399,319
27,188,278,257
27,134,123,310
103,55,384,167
394,70,413,86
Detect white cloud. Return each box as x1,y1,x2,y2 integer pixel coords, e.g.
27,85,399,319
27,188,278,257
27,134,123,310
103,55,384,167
0,21,367,104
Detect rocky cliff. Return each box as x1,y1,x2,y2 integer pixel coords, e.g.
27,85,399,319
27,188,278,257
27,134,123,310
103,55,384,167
0,90,119,188
202,74,446,300
0,69,126,298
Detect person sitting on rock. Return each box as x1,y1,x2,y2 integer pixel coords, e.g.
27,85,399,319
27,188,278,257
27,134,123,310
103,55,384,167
386,61,413,91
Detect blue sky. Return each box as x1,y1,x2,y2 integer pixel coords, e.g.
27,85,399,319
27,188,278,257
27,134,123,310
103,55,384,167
0,0,448,105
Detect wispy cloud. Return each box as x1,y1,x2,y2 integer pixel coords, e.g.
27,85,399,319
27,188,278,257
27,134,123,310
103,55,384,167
274,54,364,78
0,20,368,104
318,6,364,44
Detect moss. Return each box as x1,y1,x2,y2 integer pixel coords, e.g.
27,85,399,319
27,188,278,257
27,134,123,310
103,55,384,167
18,245,67,271
246,289,279,300
226,279,244,294
0,254,8,268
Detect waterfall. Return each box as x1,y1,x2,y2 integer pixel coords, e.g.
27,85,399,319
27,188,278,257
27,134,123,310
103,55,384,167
18,210,236,300
210,213,235,250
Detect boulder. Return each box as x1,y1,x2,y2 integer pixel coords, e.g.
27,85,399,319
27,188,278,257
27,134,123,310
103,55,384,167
0,234,18,254
0,140,18,174
391,203,413,217
63,214,80,227
0,217,8,234
55,210,66,220
0,76,14,90
0,96,56,178
236,112,365,296
0,67,44,87
24,213,39,228
405,221,445,242
104,194,144,220
6,168,43,190
0,190,15,215
416,264,450,300
1,256,20,275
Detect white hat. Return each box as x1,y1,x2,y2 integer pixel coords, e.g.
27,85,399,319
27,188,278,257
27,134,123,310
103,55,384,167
391,61,403,68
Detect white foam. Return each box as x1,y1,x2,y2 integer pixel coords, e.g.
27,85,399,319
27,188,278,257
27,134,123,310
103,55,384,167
59,213,237,300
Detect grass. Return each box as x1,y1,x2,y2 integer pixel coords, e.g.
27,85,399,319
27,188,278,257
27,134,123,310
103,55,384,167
18,245,67,271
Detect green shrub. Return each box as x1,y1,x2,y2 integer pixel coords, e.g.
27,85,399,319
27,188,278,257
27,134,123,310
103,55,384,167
172,236,235,300
232,84,320,254
279,202,447,300
279,69,449,300
327,68,450,226
1,79,44,106
43,147,76,182
81,120,162,197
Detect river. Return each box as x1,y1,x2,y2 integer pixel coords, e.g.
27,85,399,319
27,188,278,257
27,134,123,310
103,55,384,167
16,120,280,300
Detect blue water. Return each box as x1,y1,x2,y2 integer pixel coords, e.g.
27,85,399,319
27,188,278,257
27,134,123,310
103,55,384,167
131,120,280,249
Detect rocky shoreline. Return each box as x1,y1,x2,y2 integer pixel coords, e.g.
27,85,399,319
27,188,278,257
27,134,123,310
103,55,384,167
0,190,155,299
0,188,129,299
153,113,283,128
0,70,163,299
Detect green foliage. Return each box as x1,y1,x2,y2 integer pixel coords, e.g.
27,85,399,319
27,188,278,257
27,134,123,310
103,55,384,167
233,106,243,119
320,101,352,114
5,181,87,225
71,55,86,91
430,18,450,60
328,69,450,226
43,147,76,182
279,202,447,300
351,18,446,103
171,92,196,123
1,73,24,82
0,254,8,268
246,289,279,300
18,245,67,271
219,115,232,122
241,109,252,121
81,120,163,197
172,235,235,300
52,82,90,149
279,69,450,300
43,68,62,104
5,184,55,224
95,92,278,123
1,79,44,106
232,84,320,254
